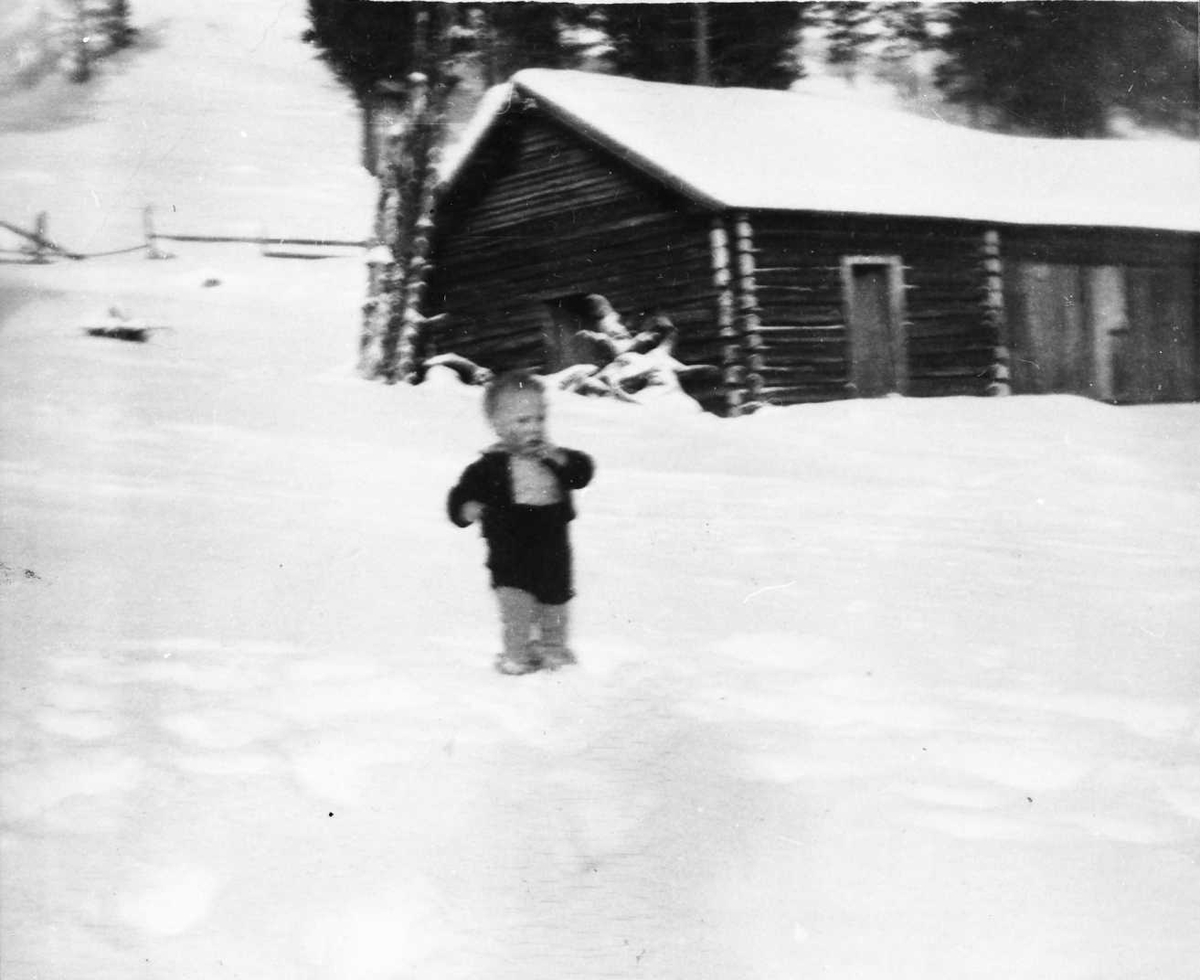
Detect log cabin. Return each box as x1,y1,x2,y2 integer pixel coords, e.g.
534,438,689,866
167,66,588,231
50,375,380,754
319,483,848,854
426,69,1200,414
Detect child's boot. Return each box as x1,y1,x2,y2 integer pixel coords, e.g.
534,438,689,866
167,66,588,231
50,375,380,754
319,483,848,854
536,603,575,670
494,651,542,675
538,645,577,670
495,588,542,675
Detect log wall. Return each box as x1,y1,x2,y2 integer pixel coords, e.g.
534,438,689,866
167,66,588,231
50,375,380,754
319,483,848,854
429,108,1199,410
749,213,998,405
428,112,721,375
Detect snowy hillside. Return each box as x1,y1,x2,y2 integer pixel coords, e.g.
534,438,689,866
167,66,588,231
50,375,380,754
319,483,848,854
0,0,375,251
3,4,1200,980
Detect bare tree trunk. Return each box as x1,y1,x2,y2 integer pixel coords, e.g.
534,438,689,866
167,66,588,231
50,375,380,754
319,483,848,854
358,98,408,378
359,3,457,383
377,73,428,380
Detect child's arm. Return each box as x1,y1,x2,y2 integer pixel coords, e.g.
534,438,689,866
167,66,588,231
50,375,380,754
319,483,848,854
538,447,594,490
447,460,489,527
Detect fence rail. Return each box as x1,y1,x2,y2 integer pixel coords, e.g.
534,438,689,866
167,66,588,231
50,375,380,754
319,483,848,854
0,218,84,260
0,210,369,264
154,233,368,248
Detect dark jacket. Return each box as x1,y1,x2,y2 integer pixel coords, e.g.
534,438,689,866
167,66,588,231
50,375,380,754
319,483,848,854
448,448,594,604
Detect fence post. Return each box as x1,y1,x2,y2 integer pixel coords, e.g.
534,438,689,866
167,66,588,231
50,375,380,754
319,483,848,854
30,213,50,263
143,206,172,259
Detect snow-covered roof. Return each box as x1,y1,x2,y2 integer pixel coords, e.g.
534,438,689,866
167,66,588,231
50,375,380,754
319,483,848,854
441,69,1200,234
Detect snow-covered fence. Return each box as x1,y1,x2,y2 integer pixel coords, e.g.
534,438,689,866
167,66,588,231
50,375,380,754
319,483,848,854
0,214,84,262
0,208,368,264
148,232,368,257
139,206,367,259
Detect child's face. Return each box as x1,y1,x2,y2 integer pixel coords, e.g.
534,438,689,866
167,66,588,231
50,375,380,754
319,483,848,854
490,389,547,454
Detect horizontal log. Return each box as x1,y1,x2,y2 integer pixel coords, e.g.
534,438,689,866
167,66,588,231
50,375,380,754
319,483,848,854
757,383,851,402
439,280,717,321
754,265,843,277
438,254,710,298
758,324,845,338
753,219,985,246
908,365,992,380
906,305,992,323
444,214,700,251
1001,229,1195,266
757,312,845,328
757,289,844,307
440,210,701,262
439,244,711,286
909,363,994,381
468,177,647,217
440,286,719,330
758,299,846,315
909,352,996,372
908,330,996,348
906,378,989,398
906,287,989,306
454,247,712,288
762,350,847,367
905,267,991,288
471,164,655,199
761,354,846,371
438,263,716,303
755,282,837,295
906,313,992,333
760,332,845,347
757,362,846,378
460,200,650,237
445,187,654,226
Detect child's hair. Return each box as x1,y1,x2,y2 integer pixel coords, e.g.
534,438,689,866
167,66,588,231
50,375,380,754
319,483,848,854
483,370,545,419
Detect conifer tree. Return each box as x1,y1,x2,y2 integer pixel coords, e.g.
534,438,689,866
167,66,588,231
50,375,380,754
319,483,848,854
934,1,1197,137
104,0,136,51
305,1,582,381
594,2,806,89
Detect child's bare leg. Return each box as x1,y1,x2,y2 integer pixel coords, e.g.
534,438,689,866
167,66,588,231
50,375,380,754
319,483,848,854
494,587,540,674
536,602,575,669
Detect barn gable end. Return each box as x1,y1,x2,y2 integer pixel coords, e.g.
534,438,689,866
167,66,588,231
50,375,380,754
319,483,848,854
429,109,721,374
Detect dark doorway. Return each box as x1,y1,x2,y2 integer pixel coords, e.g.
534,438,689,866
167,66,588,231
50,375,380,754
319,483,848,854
542,294,592,372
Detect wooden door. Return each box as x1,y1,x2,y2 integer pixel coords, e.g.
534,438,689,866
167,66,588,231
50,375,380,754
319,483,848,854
843,257,906,397
1118,266,1198,403
1005,262,1090,394
1081,266,1126,402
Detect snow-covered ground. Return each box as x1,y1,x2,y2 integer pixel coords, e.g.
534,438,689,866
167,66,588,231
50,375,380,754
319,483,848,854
0,0,375,251
3,4,1200,980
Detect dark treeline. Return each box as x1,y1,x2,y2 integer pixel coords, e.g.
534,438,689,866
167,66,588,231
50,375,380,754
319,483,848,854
303,1,1198,138
935,2,1198,137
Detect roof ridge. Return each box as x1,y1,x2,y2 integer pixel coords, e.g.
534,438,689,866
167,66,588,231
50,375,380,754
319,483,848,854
441,69,1200,233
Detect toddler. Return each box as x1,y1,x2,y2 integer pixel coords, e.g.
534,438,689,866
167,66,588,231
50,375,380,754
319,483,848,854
448,371,595,674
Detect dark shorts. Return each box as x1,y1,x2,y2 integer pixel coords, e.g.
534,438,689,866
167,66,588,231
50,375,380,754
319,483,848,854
485,504,574,605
